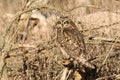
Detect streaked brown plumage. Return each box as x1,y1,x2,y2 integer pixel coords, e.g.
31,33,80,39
55,17,86,58
55,16,96,80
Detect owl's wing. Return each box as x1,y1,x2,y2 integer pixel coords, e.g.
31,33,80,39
76,31,96,70
76,30,86,55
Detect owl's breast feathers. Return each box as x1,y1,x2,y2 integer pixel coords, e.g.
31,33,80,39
57,28,85,57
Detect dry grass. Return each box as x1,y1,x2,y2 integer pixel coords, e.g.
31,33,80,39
0,0,120,80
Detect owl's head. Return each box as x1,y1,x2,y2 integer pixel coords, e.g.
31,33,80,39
55,17,76,30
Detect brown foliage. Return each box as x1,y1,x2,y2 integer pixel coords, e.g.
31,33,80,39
0,0,120,80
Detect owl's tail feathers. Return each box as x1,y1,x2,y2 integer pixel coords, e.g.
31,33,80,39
61,55,96,70
77,56,95,69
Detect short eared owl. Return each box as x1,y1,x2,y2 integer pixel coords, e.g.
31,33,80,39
55,17,86,59
55,17,96,79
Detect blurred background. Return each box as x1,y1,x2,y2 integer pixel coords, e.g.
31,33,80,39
0,0,120,34
0,0,120,80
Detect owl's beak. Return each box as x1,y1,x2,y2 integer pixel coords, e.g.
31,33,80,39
63,24,69,29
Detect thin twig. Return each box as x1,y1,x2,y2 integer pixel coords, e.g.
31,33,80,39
80,21,120,32
97,36,120,75
89,37,120,43
96,74,119,80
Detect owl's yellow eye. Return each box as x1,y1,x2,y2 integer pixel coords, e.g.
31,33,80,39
64,21,69,24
